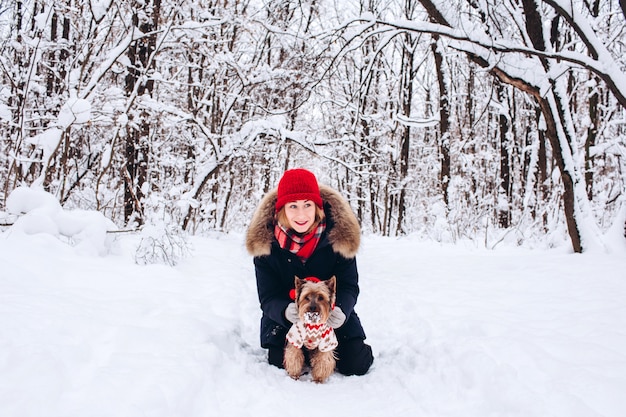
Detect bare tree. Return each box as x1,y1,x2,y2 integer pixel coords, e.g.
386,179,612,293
431,36,450,208
1,0,622,247
123,0,161,226
496,80,511,228
364,0,625,252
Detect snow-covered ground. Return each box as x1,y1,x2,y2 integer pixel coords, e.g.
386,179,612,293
1,188,626,417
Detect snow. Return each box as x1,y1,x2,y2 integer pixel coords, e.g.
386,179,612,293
25,128,63,166
6,187,118,256
1,188,626,417
89,0,112,23
58,97,92,128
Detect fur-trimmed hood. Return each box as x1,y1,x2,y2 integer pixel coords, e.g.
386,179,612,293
245,185,361,259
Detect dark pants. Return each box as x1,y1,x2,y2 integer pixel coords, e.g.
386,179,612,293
268,338,374,376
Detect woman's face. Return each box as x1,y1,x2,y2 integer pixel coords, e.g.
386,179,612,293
284,200,316,233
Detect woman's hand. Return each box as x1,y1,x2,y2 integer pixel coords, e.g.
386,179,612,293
327,306,346,328
285,303,299,323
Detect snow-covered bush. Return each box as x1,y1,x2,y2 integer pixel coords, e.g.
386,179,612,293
134,223,191,266
4,186,118,256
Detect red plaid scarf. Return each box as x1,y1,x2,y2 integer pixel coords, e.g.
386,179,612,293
274,219,326,262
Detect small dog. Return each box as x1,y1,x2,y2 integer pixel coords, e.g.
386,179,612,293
284,276,338,383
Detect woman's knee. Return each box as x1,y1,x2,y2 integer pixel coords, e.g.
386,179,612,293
267,345,285,369
336,338,374,376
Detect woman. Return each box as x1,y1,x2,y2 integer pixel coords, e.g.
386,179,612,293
246,168,374,376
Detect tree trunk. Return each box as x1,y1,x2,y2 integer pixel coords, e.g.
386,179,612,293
584,0,601,201
521,0,583,251
497,81,511,228
536,108,549,230
432,36,451,208
124,0,160,226
396,32,416,235
586,77,598,201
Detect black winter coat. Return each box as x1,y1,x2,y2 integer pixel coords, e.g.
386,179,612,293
245,185,367,348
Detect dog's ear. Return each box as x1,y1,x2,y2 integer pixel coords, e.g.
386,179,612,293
294,276,305,303
294,276,304,289
325,276,337,299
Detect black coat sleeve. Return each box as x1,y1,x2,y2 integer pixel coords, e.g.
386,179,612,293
334,255,359,318
253,254,292,328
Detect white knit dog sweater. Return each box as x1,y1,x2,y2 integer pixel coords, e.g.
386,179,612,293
286,313,338,352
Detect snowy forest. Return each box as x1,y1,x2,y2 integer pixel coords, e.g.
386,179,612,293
1,0,625,253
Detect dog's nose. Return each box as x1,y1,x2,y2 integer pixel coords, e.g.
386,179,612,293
308,304,318,312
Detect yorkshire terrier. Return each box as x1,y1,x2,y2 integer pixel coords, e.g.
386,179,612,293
284,276,338,383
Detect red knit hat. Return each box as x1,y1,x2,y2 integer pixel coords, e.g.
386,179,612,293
275,169,323,211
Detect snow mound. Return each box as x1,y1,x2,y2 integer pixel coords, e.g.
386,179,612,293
4,186,118,256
